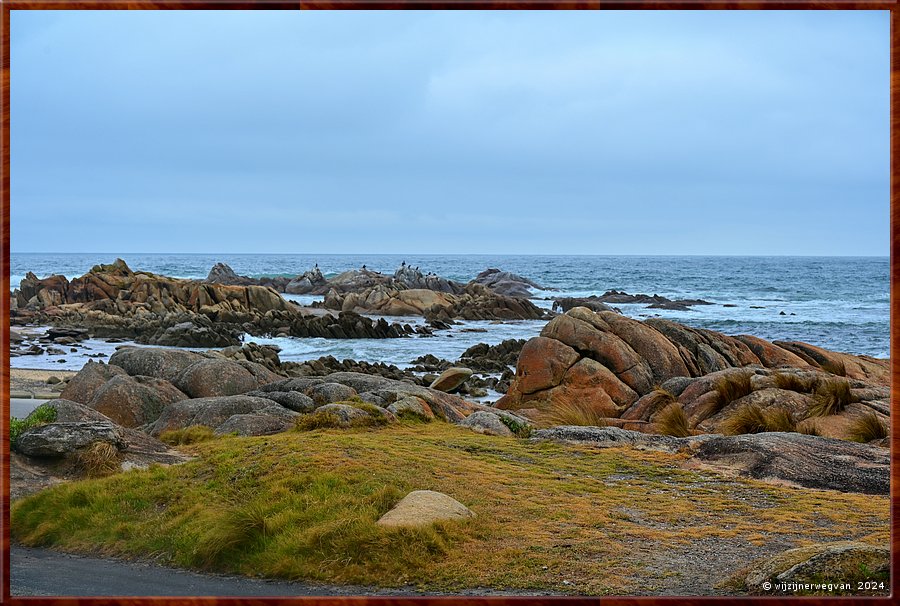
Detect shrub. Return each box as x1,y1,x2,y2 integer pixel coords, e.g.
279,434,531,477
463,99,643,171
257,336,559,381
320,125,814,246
74,441,122,478
159,425,217,446
722,405,797,436
535,401,608,428
10,403,58,449
846,413,888,443
655,403,691,437
295,411,345,431
772,372,816,393
809,379,852,417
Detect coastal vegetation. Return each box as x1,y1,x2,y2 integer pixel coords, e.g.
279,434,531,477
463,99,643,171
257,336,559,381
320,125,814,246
11,422,890,595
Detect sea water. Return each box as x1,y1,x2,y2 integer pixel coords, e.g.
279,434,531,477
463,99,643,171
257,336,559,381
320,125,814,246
9,254,889,370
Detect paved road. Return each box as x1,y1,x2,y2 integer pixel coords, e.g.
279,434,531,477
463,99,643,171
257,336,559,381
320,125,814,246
11,546,554,597
10,545,414,597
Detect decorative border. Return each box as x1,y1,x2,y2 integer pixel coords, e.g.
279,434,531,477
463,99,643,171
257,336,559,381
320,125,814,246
0,3,895,604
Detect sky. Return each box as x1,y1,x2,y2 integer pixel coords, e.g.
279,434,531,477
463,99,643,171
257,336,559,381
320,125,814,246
10,10,889,255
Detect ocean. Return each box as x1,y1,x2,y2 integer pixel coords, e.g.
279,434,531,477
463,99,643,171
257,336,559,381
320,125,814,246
9,254,890,371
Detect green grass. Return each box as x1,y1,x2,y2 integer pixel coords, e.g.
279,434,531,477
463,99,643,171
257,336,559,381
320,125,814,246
10,422,891,594
497,415,532,438
294,401,390,431
809,379,853,417
846,413,888,443
10,403,58,450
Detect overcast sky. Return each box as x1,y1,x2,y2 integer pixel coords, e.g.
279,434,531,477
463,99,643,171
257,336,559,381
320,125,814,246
11,10,888,255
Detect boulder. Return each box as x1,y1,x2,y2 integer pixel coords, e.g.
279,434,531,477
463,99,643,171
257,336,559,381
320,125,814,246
470,268,545,298
109,347,205,383
459,411,514,437
16,422,127,458
429,367,474,393
304,382,359,406
148,395,298,436
376,490,475,528
387,396,435,420
87,375,188,428
174,358,281,399
512,337,580,395
59,360,129,404
215,414,295,436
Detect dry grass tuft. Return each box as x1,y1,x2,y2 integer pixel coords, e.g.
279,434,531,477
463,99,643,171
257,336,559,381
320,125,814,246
160,425,217,446
819,357,847,377
74,442,122,478
772,372,816,393
655,404,691,437
796,420,822,437
709,373,753,416
535,401,608,428
722,405,797,436
846,413,888,443
809,379,853,417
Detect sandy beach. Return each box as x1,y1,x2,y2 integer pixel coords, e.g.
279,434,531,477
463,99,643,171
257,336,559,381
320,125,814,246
10,368,75,399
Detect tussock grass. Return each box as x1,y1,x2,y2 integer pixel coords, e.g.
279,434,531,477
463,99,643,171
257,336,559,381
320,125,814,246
644,388,677,416
809,379,853,417
74,442,122,478
846,413,888,443
160,425,217,446
10,403,58,449
10,423,890,594
796,420,822,437
772,372,816,394
535,401,607,428
708,373,753,416
655,404,691,438
721,405,797,436
820,358,847,377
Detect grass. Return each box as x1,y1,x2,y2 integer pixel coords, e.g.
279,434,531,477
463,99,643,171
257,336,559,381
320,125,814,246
160,426,218,446
10,403,58,450
643,388,677,418
10,422,891,595
295,401,391,431
819,358,847,377
534,401,608,428
655,404,691,438
708,373,753,417
796,420,822,437
721,405,797,436
809,379,853,417
74,442,123,478
846,413,888,443
772,372,816,393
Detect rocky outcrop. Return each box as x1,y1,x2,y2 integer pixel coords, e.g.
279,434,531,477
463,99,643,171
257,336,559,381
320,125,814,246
60,360,129,404
742,542,889,594
148,395,299,436
498,308,890,438
470,268,545,298
531,426,890,494
376,490,475,528
13,260,422,342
